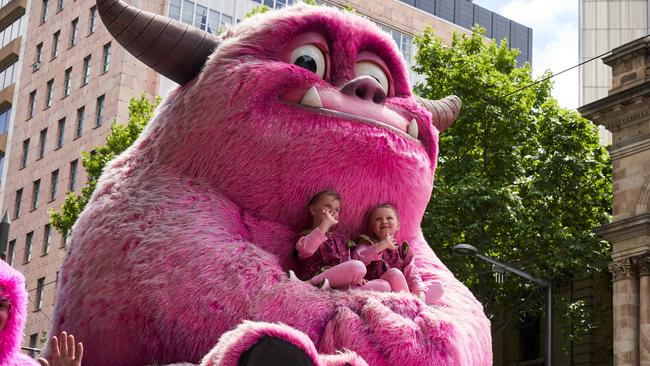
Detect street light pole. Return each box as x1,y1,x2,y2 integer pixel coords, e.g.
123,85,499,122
453,244,552,366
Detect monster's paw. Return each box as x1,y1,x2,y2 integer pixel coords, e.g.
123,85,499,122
320,297,465,366
199,321,367,366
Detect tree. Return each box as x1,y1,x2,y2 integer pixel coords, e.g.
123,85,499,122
49,94,160,236
245,4,270,18
245,0,318,18
414,27,612,342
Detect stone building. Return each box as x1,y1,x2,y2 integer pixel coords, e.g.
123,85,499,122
579,36,650,366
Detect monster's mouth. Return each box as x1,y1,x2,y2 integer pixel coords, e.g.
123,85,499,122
281,86,421,142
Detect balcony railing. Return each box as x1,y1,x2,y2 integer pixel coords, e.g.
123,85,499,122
0,0,25,32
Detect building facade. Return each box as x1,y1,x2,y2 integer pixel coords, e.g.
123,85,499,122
580,0,649,106
0,0,531,357
580,36,650,366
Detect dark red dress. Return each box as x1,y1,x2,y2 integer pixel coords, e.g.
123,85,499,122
295,230,355,281
354,234,412,281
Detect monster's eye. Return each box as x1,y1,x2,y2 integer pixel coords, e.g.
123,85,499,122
291,44,326,78
355,62,389,94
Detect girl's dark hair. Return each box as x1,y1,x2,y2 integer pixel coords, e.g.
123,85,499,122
308,190,341,207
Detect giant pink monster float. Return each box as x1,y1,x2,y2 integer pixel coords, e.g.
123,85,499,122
46,1,492,365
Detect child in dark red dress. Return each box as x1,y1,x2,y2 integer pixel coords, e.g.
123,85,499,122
354,204,444,304
291,190,367,289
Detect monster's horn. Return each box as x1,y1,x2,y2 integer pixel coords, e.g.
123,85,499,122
415,95,462,133
96,0,221,85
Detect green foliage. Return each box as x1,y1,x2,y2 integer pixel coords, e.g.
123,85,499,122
49,94,160,236
245,4,270,18
341,3,356,13
414,27,612,339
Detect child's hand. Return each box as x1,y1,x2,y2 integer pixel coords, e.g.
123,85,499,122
376,237,397,253
37,331,83,366
319,208,339,233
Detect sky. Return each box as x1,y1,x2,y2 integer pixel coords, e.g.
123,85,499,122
473,0,580,110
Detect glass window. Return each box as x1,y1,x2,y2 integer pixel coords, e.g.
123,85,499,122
32,179,40,210
169,0,181,20
57,0,63,12
21,138,29,168
75,106,84,138
35,43,43,65
0,107,10,134
207,9,220,34
53,271,59,302
401,35,412,62
89,6,97,34
64,67,72,96
14,188,22,218
52,30,60,58
41,0,49,23
36,277,45,310
195,5,207,30
220,14,232,28
82,55,91,85
43,224,51,255
7,239,15,266
24,231,33,263
50,169,58,201
56,118,65,149
38,128,47,159
181,0,195,25
29,333,38,357
102,42,111,73
69,159,78,191
28,90,36,119
70,18,78,47
96,94,104,127
46,79,54,108
62,231,70,248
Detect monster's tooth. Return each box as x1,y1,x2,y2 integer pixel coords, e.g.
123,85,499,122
299,86,323,108
407,119,419,139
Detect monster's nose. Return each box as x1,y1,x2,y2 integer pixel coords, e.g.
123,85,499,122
340,76,387,105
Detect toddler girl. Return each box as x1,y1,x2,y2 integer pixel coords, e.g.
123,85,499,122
354,204,444,304
291,190,367,289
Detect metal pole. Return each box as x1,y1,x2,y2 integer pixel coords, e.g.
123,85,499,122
546,283,552,366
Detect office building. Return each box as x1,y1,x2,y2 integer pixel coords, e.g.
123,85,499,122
580,0,649,106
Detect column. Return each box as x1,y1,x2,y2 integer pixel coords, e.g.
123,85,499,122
638,255,650,366
610,259,639,366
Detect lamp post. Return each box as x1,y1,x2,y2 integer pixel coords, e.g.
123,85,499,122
453,244,552,366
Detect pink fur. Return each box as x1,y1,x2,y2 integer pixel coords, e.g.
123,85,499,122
0,261,39,365
200,321,367,366
47,4,491,365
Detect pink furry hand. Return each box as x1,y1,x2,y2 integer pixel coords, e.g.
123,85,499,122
200,321,368,366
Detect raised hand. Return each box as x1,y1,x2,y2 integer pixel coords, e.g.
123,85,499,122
375,237,397,253
38,331,83,366
318,208,339,233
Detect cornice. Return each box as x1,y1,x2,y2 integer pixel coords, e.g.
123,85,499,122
595,213,650,243
609,134,650,160
602,103,650,133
